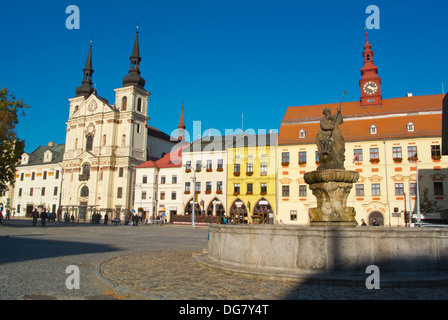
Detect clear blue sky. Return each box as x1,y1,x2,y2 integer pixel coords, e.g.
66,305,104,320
1,0,447,153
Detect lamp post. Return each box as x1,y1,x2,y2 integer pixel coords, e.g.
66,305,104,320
416,160,422,223
184,162,204,228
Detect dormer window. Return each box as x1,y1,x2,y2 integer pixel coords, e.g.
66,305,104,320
407,122,415,132
43,151,53,163
299,129,306,139
370,125,377,135
21,153,29,165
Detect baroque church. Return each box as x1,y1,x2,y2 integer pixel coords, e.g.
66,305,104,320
60,28,182,221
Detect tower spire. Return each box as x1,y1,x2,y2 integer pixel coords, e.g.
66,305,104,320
359,32,382,106
178,101,186,141
75,41,95,97
122,26,146,89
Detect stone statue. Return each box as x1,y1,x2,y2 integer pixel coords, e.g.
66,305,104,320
316,106,345,170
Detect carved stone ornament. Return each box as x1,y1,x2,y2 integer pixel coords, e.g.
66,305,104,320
88,100,98,112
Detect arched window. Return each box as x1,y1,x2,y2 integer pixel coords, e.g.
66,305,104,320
86,135,93,151
122,96,127,111
137,98,142,112
80,186,89,198
83,163,90,176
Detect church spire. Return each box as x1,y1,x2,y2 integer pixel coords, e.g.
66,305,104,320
75,41,95,98
178,101,186,141
122,26,146,89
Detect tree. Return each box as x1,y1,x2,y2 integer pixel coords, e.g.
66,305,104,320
419,187,441,214
0,88,30,193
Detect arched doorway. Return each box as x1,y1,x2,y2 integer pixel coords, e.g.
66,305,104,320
252,198,273,224
185,199,202,216
368,211,384,226
206,198,225,217
229,199,248,224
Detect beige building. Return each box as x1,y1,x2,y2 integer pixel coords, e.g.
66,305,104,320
277,33,447,227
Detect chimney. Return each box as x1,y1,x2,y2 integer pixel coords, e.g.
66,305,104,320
48,142,55,147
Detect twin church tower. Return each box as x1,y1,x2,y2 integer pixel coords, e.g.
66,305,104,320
60,28,183,220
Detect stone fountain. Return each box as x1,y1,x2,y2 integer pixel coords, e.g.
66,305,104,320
304,98,359,227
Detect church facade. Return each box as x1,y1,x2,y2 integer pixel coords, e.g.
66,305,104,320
60,29,178,221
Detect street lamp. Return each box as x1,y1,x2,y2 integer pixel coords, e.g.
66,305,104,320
416,160,422,223
184,162,204,228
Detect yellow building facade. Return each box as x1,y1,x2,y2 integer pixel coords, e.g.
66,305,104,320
226,134,278,224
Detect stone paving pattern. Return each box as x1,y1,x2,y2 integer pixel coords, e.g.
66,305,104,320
1,219,448,300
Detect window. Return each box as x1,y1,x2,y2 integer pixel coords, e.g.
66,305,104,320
299,185,307,197
234,183,240,193
41,187,45,196
290,210,297,221
260,183,267,194
392,147,402,160
206,181,212,192
217,159,223,170
18,188,22,197
186,161,191,170
370,125,377,135
356,184,364,196
54,187,58,196
260,162,267,175
395,183,404,196
55,170,60,179
282,185,290,197
372,183,381,196
207,160,212,170
160,192,165,200
142,191,147,200
353,149,363,162
137,98,142,112
119,167,124,177
247,183,253,193
408,146,418,160
299,129,306,139
195,182,201,193
185,182,191,192
407,122,415,132
434,182,444,196
43,171,47,180
172,175,177,184
117,187,123,199
31,172,35,180
122,96,127,111
234,163,240,173
431,145,441,159
30,188,33,196
217,181,223,192
86,135,93,151
370,148,379,161
410,183,416,196
81,186,89,197
282,152,290,164
20,173,24,181
136,123,141,134
142,175,148,184
299,151,307,164
161,176,166,184
196,160,202,171
171,191,177,200
246,163,253,173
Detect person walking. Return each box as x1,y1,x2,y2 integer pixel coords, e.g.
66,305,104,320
41,209,47,226
32,209,39,226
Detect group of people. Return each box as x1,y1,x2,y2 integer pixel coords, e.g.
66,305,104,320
0,209,11,224
31,208,53,226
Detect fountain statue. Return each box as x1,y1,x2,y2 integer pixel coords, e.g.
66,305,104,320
304,91,359,227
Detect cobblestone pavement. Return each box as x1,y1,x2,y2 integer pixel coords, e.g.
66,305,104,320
2,219,448,300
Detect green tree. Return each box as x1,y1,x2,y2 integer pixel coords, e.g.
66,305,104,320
419,187,441,213
0,88,30,193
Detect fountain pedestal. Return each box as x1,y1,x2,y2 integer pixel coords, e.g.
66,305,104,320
304,169,359,227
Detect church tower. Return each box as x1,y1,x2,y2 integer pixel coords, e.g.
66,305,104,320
359,32,382,107
178,102,186,141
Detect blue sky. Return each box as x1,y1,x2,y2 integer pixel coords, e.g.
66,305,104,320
1,0,447,153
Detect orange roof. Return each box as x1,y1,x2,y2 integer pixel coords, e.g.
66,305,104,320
279,94,444,145
137,145,186,169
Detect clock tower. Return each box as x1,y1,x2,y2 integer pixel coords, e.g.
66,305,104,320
360,32,382,106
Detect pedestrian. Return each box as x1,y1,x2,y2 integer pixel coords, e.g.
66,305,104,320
104,213,108,225
0,211,3,224
41,209,47,226
361,219,367,226
32,209,38,226
372,218,379,226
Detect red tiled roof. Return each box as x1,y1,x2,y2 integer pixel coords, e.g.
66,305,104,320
137,145,187,169
279,94,444,145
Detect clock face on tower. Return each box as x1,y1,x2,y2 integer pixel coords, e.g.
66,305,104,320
363,81,378,95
